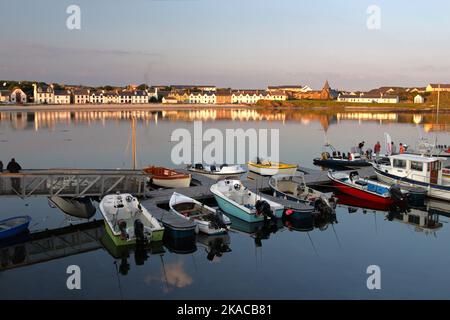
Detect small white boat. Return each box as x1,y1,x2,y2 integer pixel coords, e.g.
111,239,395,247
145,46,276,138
210,179,284,223
187,163,246,180
99,193,164,246
373,153,450,201
247,158,297,176
169,192,230,235
143,166,191,188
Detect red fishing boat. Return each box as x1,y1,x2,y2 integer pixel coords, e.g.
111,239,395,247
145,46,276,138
328,171,405,205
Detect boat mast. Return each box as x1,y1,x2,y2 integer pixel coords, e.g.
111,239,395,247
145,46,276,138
437,83,440,124
131,116,137,170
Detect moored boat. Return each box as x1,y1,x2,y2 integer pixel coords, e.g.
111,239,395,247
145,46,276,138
210,179,284,223
247,158,297,176
99,193,164,246
373,153,450,201
0,216,31,240
187,163,246,180
143,166,191,188
269,174,336,215
169,192,230,235
313,144,372,169
328,170,405,205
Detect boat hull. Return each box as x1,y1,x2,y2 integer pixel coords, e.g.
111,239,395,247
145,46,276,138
374,167,450,201
329,177,394,205
104,220,164,247
313,158,371,168
213,194,284,223
248,164,297,176
0,216,31,240
151,176,191,188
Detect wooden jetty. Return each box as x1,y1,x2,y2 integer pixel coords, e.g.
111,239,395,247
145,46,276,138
0,166,375,234
0,169,147,198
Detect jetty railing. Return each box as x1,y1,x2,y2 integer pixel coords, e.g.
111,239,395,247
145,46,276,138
0,169,147,198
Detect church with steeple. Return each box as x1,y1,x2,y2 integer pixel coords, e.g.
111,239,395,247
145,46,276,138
293,80,337,100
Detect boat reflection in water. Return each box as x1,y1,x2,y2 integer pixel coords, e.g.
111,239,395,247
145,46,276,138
336,192,445,235
282,210,337,233
100,229,166,276
197,234,232,261
48,196,96,219
228,215,284,247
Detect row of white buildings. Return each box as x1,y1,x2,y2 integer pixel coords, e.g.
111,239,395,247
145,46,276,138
337,93,400,104
162,89,287,104
33,84,154,105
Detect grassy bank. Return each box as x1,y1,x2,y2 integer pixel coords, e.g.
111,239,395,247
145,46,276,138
256,98,450,112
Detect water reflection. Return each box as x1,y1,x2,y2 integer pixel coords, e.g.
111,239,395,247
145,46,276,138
337,193,448,236
1,109,449,132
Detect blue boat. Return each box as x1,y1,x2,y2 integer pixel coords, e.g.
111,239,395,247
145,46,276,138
0,216,32,240
210,179,284,223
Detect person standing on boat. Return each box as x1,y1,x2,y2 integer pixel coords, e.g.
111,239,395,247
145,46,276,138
399,143,406,154
374,141,381,159
391,142,397,155
358,141,365,154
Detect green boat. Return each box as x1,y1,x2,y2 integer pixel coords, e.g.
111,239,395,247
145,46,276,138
100,193,164,247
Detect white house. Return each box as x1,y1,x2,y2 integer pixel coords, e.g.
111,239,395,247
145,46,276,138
33,83,54,104
131,90,148,104
0,90,11,103
414,94,425,104
73,89,90,104
337,93,399,104
10,88,27,104
232,90,270,104
162,96,178,104
119,91,132,104
54,90,71,104
103,92,119,104
189,92,216,104
90,92,104,104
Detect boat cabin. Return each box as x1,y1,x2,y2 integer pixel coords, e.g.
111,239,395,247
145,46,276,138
384,154,449,185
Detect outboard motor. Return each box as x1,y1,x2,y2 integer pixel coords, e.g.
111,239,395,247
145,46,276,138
255,200,276,221
209,209,227,229
118,220,128,240
389,185,406,202
134,219,147,244
314,198,334,215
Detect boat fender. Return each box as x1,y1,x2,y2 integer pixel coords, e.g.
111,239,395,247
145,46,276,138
285,209,294,216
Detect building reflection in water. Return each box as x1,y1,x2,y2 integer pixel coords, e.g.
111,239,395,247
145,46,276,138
0,109,449,133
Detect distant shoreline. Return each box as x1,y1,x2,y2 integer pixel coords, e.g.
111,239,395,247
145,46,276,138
0,103,448,113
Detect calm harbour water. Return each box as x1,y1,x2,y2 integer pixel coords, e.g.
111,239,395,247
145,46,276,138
0,108,449,299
